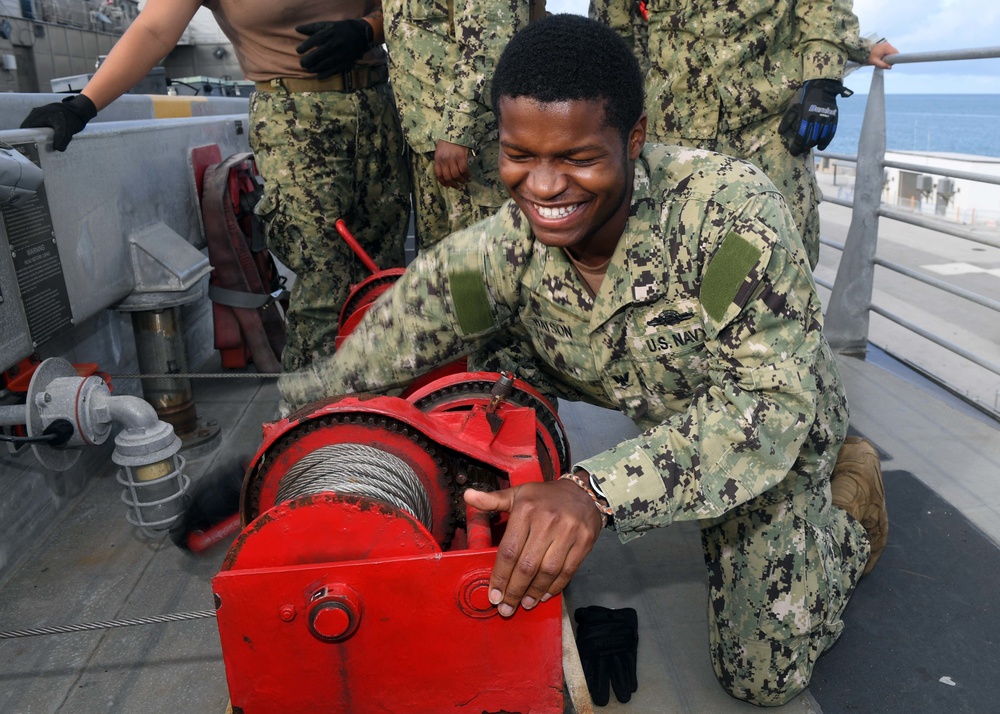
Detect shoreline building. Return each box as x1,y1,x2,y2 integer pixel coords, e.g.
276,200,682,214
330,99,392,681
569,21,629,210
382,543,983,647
819,150,1000,230
0,0,242,94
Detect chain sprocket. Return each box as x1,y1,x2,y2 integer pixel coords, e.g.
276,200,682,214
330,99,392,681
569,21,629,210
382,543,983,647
409,378,570,480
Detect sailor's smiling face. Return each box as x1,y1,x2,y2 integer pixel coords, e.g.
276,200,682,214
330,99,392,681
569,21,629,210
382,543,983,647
498,96,646,267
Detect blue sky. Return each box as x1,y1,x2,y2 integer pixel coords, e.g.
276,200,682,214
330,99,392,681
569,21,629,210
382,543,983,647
545,0,1000,93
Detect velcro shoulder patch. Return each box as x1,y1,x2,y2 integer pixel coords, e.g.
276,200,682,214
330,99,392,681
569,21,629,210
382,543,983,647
700,232,762,322
448,269,496,335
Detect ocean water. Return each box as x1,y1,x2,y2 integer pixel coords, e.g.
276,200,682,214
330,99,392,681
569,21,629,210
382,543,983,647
830,93,1000,159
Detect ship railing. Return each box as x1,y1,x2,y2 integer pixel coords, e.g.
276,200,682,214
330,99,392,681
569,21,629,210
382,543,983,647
817,46,1000,419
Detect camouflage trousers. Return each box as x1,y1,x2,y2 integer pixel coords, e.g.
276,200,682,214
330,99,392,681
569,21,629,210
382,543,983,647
652,114,822,270
701,480,869,705
409,140,508,249
250,82,411,372
472,342,866,705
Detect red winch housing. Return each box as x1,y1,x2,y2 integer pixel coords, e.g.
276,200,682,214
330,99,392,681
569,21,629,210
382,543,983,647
212,372,571,713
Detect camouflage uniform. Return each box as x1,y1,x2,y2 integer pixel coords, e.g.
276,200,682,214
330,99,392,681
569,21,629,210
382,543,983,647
251,84,410,371
381,0,529,248
281,145,869,704
592,0,873,268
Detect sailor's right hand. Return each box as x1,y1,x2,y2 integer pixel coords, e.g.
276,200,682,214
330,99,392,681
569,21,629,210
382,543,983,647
464,478,604,618
296,20,374,79
20,94,97,152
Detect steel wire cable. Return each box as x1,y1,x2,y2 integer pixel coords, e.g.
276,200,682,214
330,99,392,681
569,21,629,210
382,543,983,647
275,443,432,530
109,372,280,379
0,610,217,640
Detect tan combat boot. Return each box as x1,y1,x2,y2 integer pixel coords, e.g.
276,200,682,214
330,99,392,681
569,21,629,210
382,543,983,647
831,436,888,576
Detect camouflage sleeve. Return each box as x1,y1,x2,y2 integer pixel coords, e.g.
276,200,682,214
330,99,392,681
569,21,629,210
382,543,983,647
588,0,648,76
278,207,529,408
577,192,825,539
442,0,529,148
845,34,876,66
794,0,861,80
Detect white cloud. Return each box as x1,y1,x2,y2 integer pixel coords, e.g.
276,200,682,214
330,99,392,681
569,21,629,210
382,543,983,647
854,0,1000,52
852,0,1000,92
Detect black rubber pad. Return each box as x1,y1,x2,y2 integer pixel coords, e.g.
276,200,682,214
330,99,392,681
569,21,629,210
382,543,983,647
810,470,999,713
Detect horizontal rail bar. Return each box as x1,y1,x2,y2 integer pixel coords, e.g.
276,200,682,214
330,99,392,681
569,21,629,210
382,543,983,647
814,275,834,291
868,303,1000,378
822,195,855,209
815,151,859,163
885,46,1000,64
877,207,1000,250
882,160,1000,187
872,256,1000,313
818,235,845,251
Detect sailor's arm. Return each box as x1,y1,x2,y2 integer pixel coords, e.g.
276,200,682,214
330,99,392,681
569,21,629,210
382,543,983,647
278,208,526,408
83,0,203,110
580,192,828,538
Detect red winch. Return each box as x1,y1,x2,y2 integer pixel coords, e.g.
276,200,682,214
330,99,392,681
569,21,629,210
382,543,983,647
212,371,571,713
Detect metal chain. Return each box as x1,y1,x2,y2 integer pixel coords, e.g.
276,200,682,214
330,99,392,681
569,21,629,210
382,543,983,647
0,610,217,640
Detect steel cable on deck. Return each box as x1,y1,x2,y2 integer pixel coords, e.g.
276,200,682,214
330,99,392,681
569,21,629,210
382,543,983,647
0,610,217,640
109,372,281,380
275,443,432,530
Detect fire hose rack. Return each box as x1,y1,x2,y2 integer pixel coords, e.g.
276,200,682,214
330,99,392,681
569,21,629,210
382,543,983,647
213,370,571,712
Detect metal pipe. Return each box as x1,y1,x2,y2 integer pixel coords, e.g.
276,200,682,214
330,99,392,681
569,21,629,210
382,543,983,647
823,195,854,209
872,256,1000,313
883,47,1000,65
0,404,26,427
882,160,1000,187
868,303,1000,377
819,236,846,252
815,151,858,163
130,307,198,435
877,207,1000,250
105,394,161,432
824,68,887,355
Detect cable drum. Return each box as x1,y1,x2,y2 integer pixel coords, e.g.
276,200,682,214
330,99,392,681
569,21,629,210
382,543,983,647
275,443,433,530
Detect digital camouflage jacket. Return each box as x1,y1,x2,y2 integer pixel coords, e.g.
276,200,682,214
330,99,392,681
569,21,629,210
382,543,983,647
592,0,873,139
382,0,530,153
280,145,849,539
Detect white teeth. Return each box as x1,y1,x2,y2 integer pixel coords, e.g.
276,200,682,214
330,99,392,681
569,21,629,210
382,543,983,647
534,203,580,219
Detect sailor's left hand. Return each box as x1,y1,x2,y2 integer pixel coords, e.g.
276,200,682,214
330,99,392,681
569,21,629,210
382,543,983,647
434,140,472,189
778,78,853,156
464,479,604,618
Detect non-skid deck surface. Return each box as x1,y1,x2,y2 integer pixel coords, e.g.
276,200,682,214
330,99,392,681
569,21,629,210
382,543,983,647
809,470,1000,713
2,364,998,713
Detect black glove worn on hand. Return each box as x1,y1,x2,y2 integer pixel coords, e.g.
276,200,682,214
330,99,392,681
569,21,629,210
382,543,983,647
574,605,639,706
296,19,374,80
778,78,853,156
20,94,97,152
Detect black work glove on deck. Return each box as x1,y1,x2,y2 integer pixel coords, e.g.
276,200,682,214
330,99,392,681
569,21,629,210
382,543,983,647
778,78,853,156
574,605,639,706
168,454,247,549
296,19,374,79
20,94,97,151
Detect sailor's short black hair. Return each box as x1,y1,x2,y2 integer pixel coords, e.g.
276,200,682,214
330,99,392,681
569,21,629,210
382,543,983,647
490,13,645,142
